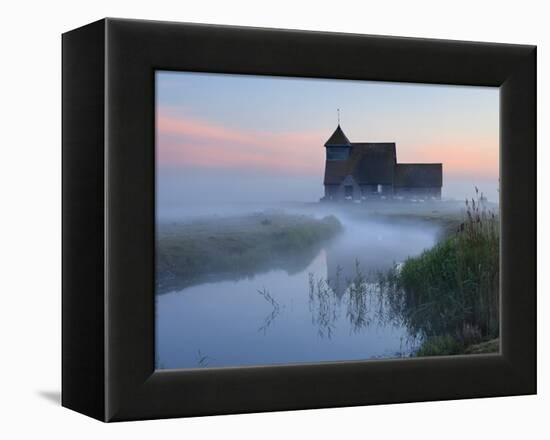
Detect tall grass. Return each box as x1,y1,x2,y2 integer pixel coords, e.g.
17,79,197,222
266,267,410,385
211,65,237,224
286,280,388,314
381,189,499,353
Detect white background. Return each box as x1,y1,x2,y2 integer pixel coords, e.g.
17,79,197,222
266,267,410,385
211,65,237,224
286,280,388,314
0,0,547,437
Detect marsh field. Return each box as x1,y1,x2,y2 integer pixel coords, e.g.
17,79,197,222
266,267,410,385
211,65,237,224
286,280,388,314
156,198,499,369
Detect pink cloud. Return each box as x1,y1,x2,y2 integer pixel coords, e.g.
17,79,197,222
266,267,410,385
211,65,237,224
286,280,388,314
398,142,499,179
156,109,326,174
157,108,499,180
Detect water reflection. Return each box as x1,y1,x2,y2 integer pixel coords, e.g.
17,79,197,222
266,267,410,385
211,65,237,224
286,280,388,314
156,217,438,369
308,260,399,339
195,349,212,368
157,235,325,294
257,288,282,334
308,274,338,339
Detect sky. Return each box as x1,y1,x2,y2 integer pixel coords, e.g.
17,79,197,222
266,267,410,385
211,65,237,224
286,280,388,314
156,71,499,210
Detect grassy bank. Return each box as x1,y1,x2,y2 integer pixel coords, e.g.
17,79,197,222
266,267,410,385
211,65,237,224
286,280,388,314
381,193,500,356
157,212,342,292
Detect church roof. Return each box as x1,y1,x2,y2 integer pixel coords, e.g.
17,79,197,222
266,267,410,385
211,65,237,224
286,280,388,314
323,143,396,185
324,125,351,146
394,164,443,188
352,143,396,185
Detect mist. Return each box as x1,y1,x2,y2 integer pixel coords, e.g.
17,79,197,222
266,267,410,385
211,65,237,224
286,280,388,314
154,164,501,368
157,166,498,222
443,178,499,204
157,167,323,221
155,175,445,368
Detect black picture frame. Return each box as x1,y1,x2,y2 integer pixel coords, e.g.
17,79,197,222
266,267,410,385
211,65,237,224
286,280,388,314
62,18,536,422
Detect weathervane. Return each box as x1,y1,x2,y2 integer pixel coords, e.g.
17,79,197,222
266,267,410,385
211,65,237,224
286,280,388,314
337,108,340,125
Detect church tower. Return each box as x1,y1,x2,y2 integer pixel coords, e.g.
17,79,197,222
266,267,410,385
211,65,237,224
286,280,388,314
323,121,353,201
324,124,351,160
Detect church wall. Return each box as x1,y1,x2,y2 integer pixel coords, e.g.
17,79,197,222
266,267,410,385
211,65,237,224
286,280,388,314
324,185,442,201
323,125,443,202
360,184,394,198
337,179,361,200
324,185,339,199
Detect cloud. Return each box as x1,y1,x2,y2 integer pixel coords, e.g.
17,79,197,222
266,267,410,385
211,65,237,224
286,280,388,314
157,108,499,180
156,108,326,174
399,142,499,179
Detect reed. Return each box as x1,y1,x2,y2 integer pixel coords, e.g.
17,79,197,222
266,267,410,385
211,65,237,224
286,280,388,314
381,188,499,355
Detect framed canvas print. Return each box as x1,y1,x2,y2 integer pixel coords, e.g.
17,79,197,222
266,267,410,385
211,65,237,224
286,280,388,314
62,18,536,421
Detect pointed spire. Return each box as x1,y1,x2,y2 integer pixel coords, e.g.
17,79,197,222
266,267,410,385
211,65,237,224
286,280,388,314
324,116,351,147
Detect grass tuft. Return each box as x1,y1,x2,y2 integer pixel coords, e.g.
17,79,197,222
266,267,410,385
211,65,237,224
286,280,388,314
381,189,499,356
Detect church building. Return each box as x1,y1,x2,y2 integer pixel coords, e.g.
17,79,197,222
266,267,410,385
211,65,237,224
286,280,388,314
322,124,443,201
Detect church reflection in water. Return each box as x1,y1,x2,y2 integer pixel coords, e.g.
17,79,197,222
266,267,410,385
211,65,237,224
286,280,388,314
324,223,411,298
308,221,434,339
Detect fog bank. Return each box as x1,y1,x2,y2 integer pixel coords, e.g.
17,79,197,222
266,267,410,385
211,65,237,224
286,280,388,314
157,166,498,221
